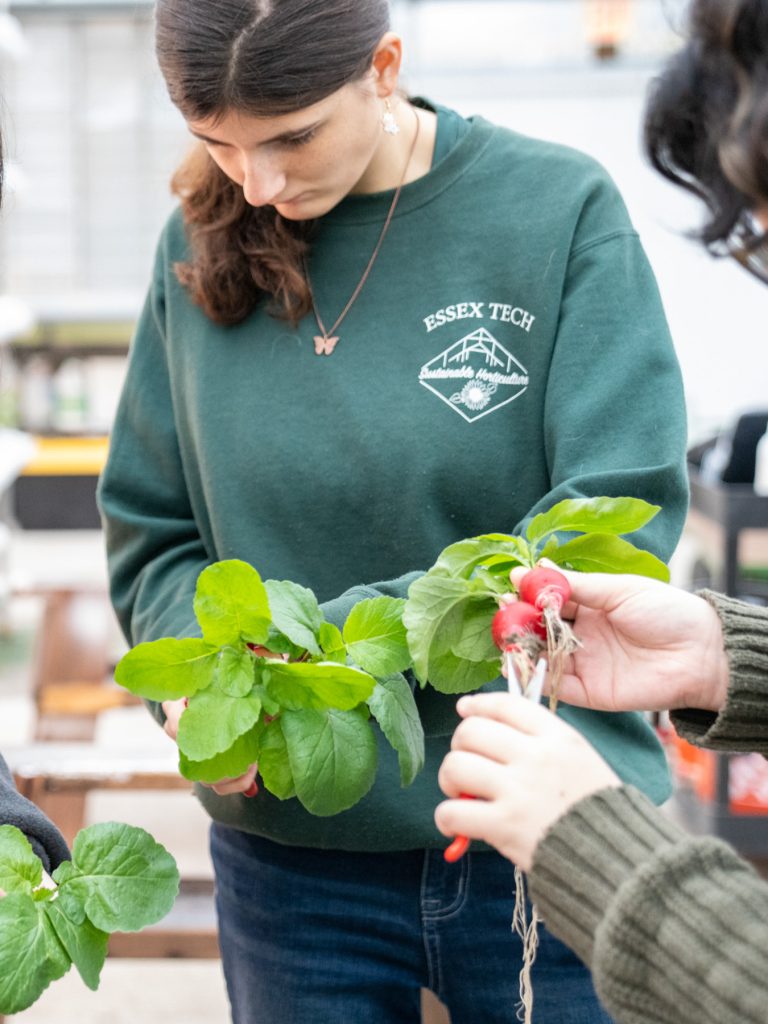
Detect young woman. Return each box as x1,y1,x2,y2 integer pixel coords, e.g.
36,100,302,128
437,1,768,1021
98,1,689,1020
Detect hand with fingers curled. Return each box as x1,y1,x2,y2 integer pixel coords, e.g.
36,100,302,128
162,697,259,798
507,564,731,717
435,692,620,872
160,643,287,797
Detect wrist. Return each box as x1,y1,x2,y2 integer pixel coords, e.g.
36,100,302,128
707,637,731,712
683,602,729,712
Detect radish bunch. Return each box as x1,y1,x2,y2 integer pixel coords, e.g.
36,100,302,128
491,566,571,649
490,566,578,710
405,492,670,989
446,569,575,864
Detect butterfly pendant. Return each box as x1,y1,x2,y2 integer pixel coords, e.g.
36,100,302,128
314,335,339,356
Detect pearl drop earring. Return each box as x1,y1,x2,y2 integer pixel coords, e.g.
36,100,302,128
382,99,400,136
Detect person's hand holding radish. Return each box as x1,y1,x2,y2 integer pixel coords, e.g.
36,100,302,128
509,565,731,715
159,642,297,797
435,694,621,871
436,562,732,870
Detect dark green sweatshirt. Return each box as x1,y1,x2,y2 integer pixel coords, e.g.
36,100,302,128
98,105,688,850
530,594,768,1024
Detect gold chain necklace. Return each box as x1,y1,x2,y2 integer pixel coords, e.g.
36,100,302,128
305,107,421,356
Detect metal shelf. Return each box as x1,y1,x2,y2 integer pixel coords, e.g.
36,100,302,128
688,467,768,597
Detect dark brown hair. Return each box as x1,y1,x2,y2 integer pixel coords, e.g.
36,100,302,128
644,0,768,247
155,0,390,326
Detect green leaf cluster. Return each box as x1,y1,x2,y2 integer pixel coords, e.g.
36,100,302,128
404,496,670,693
115,502,667,812
0,822,179,1015
115,562,424,816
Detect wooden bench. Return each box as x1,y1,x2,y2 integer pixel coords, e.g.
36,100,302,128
7,743,192,842
24,585,133,741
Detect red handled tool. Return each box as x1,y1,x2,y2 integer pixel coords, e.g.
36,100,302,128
443,794,475,862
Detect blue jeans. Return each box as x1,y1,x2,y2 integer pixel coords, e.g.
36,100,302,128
210,824,614,1024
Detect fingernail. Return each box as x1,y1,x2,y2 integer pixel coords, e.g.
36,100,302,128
243,781,259,798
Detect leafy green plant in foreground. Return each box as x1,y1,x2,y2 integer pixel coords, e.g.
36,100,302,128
114,497,669,816
0,822,179,1015
403,496,669,694
115,561,425,817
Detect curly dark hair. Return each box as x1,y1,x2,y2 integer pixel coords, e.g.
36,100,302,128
644,0,768,248
155,0,391,327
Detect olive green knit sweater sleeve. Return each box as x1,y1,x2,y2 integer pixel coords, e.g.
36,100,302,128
529,785,768,1024
671,591,768,752
527,595,768,1022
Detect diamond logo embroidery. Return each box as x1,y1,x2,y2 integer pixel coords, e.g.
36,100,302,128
418,327,530,423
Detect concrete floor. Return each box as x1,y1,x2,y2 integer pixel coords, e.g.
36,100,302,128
8,962,230,1024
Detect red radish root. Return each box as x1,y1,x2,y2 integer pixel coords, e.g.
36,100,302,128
516,567,581,712
491,602,546,648
518,567,571,611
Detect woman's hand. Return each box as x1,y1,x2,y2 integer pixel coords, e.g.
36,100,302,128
435,693,620,871
162,698,258,797
510,567,730,714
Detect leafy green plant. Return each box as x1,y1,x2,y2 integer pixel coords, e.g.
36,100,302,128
0,822,179,1014
403,496,669,694
114,498,667,814
115,561,425,817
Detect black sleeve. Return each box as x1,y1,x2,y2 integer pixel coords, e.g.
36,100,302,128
0,754,70,872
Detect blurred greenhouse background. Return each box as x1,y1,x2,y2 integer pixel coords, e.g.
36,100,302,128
2,1,180,300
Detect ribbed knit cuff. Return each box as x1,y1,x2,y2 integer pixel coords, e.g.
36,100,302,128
528,785,684,967
671,591,768,752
